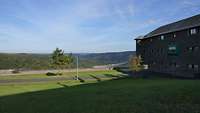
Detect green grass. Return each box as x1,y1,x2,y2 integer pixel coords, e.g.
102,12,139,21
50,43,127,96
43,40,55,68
0,70,121,80
0,72,200,113
0,70,124,95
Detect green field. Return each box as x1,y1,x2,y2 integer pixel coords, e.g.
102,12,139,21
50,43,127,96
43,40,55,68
0,70,200,113
0,70,124,96
0,70,122,80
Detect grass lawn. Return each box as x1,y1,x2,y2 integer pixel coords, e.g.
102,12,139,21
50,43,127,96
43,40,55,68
0,71,200,113
0,70,122,80
0,70,124,95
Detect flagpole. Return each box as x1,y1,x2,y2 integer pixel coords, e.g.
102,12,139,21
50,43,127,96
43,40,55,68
76,56,79,80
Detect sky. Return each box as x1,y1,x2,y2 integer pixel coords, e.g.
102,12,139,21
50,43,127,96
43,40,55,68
0,0,200,53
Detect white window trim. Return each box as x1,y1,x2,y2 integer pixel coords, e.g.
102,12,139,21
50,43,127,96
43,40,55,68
194,65,199,69
190,28,197,35
160,35,164,40
173,34,176,38
137,40,141,44
188,64,192,69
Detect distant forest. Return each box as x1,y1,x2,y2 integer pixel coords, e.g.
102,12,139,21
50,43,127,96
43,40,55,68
0,51,135,70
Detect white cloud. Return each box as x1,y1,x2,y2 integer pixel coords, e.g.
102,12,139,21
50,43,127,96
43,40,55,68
1,0,199,53
182,0,197,7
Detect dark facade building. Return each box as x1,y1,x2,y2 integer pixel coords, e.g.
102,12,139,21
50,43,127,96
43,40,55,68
135,14,200,78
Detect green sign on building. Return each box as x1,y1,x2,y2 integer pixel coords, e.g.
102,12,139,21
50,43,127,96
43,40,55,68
168,43,179,56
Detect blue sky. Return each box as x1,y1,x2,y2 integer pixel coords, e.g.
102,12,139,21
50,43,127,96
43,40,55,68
0,0,200,53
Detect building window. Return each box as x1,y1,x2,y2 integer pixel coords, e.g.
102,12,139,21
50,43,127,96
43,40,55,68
137,40,141,44
190,28,197,35
188,64,193,69
169,62,176,67
170,62,178,68
188,47,193,51
194,46,199,51
187,46,199,52
157,49,160,53
143,65,149,70
150,49,153,53
168,43,178,55
169,46,176,50
143,49,145,53
188,64,199,70
160,35,164,40
160,48,163,54
194,65,199,69
173,34,176,38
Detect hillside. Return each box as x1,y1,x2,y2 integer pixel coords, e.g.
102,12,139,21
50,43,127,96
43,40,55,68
0,51,135,70
76,51,135,67
0,53,50,70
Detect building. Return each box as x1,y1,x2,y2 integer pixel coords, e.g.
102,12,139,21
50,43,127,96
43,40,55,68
135,14,200,78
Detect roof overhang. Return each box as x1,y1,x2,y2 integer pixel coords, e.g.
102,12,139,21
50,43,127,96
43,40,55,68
135,24,200,40
135,36,144,40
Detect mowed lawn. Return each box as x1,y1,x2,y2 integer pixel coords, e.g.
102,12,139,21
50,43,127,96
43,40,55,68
0,70,124,95
0,71,200,113
0,70,122,80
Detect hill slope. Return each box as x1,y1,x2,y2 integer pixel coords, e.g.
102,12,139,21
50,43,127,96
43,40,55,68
0,51,135,70
76,51,135,67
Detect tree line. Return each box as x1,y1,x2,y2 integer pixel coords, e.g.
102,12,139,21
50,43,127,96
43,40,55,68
0,49,135,70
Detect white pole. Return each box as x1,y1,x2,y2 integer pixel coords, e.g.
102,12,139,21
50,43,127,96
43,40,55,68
76,56,79,80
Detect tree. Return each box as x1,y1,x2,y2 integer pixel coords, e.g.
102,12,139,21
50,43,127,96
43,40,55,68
51,48,74,70
65,53,74,68
129,55,143,72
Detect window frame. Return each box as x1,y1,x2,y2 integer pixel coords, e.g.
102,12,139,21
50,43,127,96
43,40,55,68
190,28,197,35
160,35,164,40
173,33,176,38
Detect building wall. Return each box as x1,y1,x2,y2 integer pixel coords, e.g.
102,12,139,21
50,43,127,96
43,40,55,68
136,26,200,78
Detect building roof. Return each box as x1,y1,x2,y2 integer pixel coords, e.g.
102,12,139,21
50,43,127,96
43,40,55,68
135,14,200,40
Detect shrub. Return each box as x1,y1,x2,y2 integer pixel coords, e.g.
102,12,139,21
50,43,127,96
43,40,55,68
46,72,57,76
56,72,63,76
12,69,20,74
74,77,85,83
113,67,121,71
129,55,144,72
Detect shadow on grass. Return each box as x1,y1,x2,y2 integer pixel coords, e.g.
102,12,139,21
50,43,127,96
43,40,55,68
73,76,85,83
89,75,101,82
78,77,85,83
0,77,131,113
57,82,69,88
0,77,200,113
104,74,121,78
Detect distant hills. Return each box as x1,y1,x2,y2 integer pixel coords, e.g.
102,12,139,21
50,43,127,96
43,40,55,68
0,53,50,70
0,51,135,70
76,51,135,67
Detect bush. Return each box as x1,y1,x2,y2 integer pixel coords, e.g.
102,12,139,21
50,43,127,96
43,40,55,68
73,77,85,83
46,72,63,76
56,72,63,76
113,67,121,71
46,72,57,76
78,77,85,83
129,55,143,72
12,69,20,74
